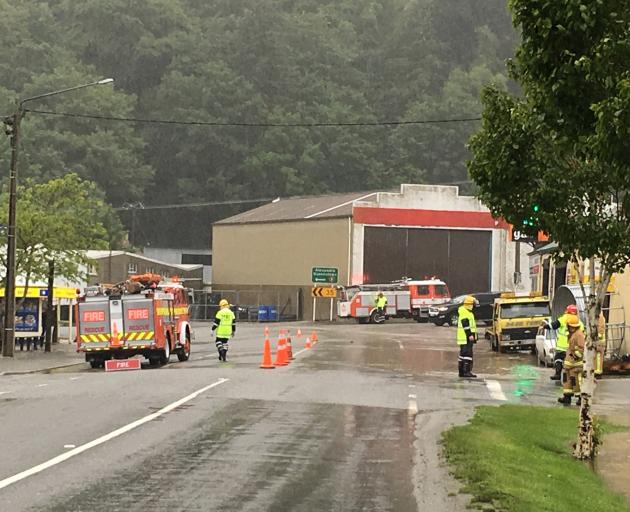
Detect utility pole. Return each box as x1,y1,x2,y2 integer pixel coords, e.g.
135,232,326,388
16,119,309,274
2,109,22,357
1,78,114,357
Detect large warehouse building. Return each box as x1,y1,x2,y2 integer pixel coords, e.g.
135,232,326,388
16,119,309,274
212,184,530,320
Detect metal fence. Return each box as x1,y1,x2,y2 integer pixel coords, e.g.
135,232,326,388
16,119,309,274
190,290,301,322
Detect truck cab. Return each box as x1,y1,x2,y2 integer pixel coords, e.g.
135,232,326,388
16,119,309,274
486,293,551,353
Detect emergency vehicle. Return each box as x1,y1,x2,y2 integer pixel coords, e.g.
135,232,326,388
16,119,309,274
337,278,451,324
76,274,193,368
486,293,551,352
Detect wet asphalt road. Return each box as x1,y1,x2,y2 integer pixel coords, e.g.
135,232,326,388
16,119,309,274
0,320,555,511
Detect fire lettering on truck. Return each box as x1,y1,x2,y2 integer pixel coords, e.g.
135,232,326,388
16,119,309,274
128,309,150,320
83,311,105,323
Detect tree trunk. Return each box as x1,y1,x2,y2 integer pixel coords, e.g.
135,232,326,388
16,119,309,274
44,259,54,352
573,260,610,460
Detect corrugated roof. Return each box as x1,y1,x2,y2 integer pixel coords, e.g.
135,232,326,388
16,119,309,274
215,191,379,225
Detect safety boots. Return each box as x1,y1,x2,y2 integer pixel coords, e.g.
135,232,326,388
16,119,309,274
557,394,572,406
461,361,477,379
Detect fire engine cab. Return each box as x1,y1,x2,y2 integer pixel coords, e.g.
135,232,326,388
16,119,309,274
76,274,193,368
337,278,451,324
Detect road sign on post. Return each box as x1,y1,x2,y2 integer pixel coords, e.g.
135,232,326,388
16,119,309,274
312,267,338,284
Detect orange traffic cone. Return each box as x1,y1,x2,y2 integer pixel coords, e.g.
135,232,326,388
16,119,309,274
264,325,270,338
286,330,294,360
111,323,121,347
296,328,303,339
305,337,312,349
311,330,318,345
260,337,275,369
274,335,289,367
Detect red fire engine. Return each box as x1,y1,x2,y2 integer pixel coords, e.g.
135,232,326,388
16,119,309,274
337,278,451,324
76,274,193,368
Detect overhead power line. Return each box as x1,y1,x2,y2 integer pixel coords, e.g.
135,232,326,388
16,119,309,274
25,108,481,128
114,181,473,211
114,198,273,211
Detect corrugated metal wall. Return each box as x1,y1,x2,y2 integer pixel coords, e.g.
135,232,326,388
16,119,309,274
363,227,492,296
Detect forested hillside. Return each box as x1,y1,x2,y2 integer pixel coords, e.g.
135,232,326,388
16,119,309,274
0,0,516,247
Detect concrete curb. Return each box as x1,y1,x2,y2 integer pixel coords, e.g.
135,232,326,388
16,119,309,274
0,361,86,376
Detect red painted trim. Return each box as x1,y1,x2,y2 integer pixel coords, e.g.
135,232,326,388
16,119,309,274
353,206,508,229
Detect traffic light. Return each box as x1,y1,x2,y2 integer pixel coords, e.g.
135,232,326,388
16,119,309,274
521,204,541,229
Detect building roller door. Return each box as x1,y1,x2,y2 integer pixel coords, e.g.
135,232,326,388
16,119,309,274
363,227,491,296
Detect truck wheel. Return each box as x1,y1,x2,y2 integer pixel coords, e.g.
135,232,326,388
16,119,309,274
177,330,191,362
159,336,171,366
89,360,102,369
449,314,458,327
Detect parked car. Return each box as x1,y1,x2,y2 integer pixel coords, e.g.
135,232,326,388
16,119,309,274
428,292,503,327
535,325,556,367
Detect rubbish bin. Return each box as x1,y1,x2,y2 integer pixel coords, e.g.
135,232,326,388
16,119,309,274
268,306,278,322
258,305,269,322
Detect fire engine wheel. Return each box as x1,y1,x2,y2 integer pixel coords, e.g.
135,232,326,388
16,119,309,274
177,331,191,362
449,314,459,327
89,360,103,369
159,336,171,366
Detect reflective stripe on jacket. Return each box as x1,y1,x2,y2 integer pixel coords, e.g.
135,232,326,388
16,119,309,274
457,306,476,345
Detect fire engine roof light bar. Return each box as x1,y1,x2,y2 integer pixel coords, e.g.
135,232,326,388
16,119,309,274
2,78,115,358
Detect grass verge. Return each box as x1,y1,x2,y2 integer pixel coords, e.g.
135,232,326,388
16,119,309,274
442,405,629,512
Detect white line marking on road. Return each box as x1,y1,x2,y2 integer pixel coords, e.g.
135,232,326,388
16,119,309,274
397,340,404,349
0,378,229,490
0,391,10,396
408,394,418,415
63,445,76,449
293,347,310,357
69,377,81,381
37,384,48,388
486,380,508,401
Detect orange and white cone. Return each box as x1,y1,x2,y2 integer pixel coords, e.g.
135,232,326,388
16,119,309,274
111,323,122,347
274,335,289,367
296,328,303,339
305,337,312,349
286,329,294,360
260,337,275,369
311,330,318,345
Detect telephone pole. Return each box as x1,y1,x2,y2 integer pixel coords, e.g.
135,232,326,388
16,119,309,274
1,78,114,357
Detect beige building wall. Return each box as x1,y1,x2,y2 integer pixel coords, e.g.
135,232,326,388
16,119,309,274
213,218,352,287
609,268,630,355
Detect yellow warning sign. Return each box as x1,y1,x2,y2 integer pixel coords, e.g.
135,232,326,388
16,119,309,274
312,287,337,298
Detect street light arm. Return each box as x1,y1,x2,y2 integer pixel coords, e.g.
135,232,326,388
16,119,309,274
19,78,114,109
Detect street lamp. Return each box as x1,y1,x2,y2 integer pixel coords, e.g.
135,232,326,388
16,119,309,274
1,78,114,357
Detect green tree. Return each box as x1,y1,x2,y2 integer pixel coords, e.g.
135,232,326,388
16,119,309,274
467,0,630,459
0,174,125,349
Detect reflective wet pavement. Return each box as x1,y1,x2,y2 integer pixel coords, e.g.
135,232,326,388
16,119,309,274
0,320,617,511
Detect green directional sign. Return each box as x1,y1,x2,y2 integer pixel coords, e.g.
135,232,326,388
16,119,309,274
312,266,338,284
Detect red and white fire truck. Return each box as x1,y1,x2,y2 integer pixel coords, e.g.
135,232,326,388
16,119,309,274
337,278,451,324
76,274,193,368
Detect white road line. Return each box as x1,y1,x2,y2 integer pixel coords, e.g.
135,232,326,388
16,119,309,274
0,391,10,396
69,377,81,381
408,394,418,415
63,445,76,449
37,384,48,388
293,347,310,357
485,380,508,401
0,378,229,491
